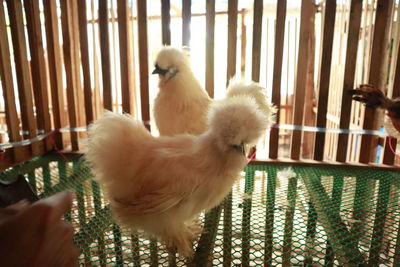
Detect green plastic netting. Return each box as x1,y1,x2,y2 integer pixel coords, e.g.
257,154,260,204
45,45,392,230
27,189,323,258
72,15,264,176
1,153,400,266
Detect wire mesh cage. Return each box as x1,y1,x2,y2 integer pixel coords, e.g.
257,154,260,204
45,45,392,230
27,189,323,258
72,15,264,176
1,152,399,266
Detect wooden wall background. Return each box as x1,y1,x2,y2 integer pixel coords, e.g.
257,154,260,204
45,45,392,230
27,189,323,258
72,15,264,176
1,0,400,171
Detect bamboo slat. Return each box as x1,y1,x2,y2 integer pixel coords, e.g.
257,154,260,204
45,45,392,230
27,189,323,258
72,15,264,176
99,0,112,110
359,0,394,163
60,0,79,150
77,0,94,124
118,0,132,114
336,0,363,162
24,0,52,151
6,0,41,156
314,1,337,161
290,0,314,160
43,0,64,149
269,0,287,159
240,9,247,78
161,0,171,45
251,0,263,82
71,0,85,136
226,0,238,84
0,2,24,161
182,0,191,47
137,0,150,130
205,0,215,98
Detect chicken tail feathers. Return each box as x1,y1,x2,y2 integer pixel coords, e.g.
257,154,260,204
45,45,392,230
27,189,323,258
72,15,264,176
85,111,151,184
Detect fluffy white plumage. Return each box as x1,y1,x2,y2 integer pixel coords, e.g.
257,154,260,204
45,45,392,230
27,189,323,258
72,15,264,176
85,96,270,257
153,47,276,136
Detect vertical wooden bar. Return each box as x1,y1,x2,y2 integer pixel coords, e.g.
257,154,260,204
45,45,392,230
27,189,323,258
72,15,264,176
60,0,79,151
118,0,132,114
336,0,363,162
226,0,238,84
137,0,150,130
223,192,232,267
0,2,24,161
99,0,112,110
24,0,52,151
161,0,171,45
241,170,255,266
6,0,41,156
251,0,262,82
205,0,215,98
77,0,94,124
240,9,247,78
314,1,337,161
43,0,64,149
264,168,276,266
71,0,84,132
359,0,394,163
367,179,390,265
182,0,191,47
282,177,298,267
290,0,314,160
269,0,286,159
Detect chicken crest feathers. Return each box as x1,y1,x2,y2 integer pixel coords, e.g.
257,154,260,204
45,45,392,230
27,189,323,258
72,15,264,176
208,96,270,149
227,80,277,125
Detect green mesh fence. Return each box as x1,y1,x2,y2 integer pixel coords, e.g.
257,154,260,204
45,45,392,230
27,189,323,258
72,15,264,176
1,152,400,266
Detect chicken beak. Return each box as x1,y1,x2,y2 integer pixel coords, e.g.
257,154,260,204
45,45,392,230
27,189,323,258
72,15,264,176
152,64,168,76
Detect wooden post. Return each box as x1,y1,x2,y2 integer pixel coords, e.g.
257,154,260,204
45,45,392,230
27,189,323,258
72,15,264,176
161,0,171,45
60,0,80,150
314,1,337,161
182,0,191,47
205,0,215,98
290,0,314,160
269,0,287,159
24,0,52,151
226,0,238,84
336,0,363,162
0,2,24,161
359,0,394,163
77,0,94,124
43,0,65,149
137,0,151,130
6,0,41,156
251,0,263,82
99,0,113,111
118,0,133,114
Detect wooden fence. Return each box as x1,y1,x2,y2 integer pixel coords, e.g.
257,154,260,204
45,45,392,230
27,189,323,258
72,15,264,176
1,0,400,171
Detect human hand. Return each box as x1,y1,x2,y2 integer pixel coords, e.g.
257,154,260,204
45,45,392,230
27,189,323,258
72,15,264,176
0,191,80,267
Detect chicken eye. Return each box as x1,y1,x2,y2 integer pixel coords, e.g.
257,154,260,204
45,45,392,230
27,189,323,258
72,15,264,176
231,144,245,155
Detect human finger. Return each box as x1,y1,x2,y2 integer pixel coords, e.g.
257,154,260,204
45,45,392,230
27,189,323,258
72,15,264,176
35,191,74,223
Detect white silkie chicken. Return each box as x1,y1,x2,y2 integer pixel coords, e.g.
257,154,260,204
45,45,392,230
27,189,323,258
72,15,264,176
85,96,272,257
152,46,276,137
